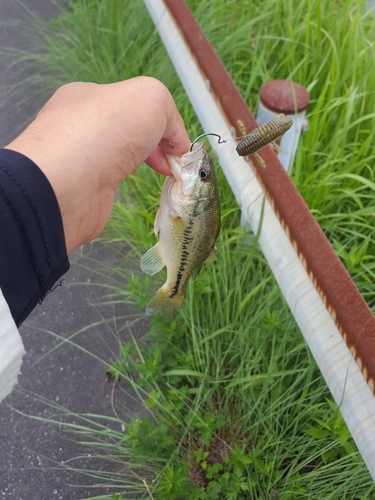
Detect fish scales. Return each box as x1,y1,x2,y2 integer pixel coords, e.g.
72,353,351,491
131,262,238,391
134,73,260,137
236,114,293,157
140,142,220,315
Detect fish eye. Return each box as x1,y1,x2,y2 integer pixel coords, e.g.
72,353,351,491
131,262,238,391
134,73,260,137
199,169,210,180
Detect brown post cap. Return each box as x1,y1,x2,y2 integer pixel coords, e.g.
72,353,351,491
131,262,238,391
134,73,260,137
260,80,310,114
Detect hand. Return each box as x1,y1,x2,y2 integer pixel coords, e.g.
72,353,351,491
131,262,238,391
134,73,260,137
5,77,190,255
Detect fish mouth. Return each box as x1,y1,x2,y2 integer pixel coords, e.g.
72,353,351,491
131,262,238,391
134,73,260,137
167,141,206,181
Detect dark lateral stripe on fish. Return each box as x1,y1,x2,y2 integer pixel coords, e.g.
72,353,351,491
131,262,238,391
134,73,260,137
169,222,194,298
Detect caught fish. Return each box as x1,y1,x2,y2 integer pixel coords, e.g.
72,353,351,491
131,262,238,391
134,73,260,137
140,142,221,316
236,114,293,167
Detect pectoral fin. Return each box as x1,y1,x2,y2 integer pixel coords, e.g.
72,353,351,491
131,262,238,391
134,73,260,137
204,249,218,262
140,242,165,276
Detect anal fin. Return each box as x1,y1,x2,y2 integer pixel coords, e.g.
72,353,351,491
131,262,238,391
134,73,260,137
140,242,165,276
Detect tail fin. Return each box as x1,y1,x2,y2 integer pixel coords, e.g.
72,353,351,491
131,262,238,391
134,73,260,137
146,287,185,316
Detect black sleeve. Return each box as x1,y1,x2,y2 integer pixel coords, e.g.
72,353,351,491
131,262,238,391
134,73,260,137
0,148,70,326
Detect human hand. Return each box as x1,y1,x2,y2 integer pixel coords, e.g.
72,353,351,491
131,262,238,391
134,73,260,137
5,77,190,255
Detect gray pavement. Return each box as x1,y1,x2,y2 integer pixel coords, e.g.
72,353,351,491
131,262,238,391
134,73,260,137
0,1,144,498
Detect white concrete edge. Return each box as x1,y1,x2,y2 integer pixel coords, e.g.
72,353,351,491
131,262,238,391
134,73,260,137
143,0,375,481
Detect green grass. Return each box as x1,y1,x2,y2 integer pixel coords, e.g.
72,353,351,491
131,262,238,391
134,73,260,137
11,0,375,498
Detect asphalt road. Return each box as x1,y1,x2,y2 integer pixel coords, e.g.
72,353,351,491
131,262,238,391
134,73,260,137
0,1,144,498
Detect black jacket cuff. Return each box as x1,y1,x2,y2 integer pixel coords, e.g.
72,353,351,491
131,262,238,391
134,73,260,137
0,148,70,326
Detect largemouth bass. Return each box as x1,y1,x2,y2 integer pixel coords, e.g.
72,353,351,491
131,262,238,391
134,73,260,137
140,141,221,315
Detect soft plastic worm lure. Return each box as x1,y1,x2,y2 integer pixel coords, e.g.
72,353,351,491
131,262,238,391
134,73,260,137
236,114,293,167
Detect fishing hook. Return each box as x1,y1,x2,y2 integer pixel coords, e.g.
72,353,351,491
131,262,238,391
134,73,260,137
190,133,227,151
